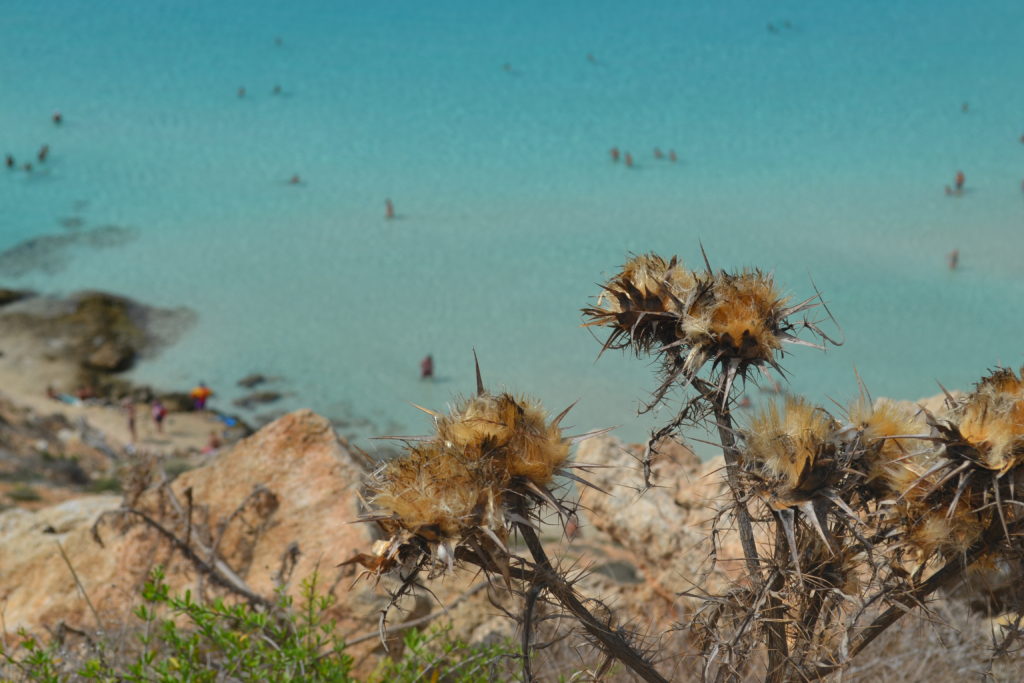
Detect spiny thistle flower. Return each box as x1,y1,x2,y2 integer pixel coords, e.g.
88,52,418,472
894,368,1024,561
944,367,1024,475
742,397,840,510
581,253,702,356
436,392,570,486
349,361,595,580
582,252,831,405
846,397,932,502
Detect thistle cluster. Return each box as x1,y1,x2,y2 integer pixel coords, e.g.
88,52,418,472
582,253,826,397
739,368,1024,606
354,380,578,580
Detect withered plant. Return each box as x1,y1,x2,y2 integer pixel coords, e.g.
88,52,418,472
583,251,1024,681
350,357,668,681
353,249,1023,681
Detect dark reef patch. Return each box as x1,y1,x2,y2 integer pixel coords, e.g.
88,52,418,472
0,225,139,278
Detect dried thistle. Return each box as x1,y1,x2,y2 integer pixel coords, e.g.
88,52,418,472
349,356,599,586
583,252,832,407
743,397,840,510
847,397,932,503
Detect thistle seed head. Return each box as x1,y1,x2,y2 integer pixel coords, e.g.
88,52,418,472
848,398,931,501
743,397,839,508
950,367,1024,474
367,443,491,539
356,361,587,580
437,393,570,486
584,253,831,402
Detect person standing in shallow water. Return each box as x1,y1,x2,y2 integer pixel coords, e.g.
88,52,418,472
420,355,434,379
948,249,959,270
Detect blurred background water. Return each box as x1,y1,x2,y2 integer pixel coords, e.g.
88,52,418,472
1,0,1022,453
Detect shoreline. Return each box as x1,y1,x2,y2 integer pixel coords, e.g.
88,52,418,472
0,289,248,487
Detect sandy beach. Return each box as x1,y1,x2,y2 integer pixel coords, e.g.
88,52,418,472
0,291,246,487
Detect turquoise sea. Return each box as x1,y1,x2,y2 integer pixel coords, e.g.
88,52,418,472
2,1,1023,452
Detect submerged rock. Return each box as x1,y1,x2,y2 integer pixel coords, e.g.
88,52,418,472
237,373,268,388
233,391,284,409
0,290,195,391
0,289,30,307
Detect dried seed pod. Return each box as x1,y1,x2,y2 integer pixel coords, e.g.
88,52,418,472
582,253,700,355
354,359,593,584
743,397,839,508
951,367,1024,474
703,270,788,365
584,253,832,406
437,393,570,486
848,398,931,501
367,443,490,539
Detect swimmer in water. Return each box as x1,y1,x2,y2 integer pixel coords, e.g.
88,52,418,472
668,149,677,162
948,249,959,270
385,198,395,219
610,147,620,163
5,155,13,169
653,147,664,160
624,152,633,168
38,145,49,163
238,86,246,98
289,174,301,185
52,111,62,125
955,170,965,192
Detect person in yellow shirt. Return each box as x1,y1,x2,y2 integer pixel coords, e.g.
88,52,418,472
190,382,213,410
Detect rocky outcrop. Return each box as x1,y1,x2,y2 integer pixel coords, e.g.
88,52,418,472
0,290,195,391
574,436,741,596
0,288,30,307
0,410,382,649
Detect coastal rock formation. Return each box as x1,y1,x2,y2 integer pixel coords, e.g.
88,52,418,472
574,436,740,600
233,390,284,409
0,410,381,645
0,288,30,307
0,290,195,394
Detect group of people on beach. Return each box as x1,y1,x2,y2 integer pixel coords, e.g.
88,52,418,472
121,398,168,442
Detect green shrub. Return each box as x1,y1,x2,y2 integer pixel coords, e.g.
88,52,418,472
6,484,41,502
0,568,522,682
371,626,520,683
2,568,353,682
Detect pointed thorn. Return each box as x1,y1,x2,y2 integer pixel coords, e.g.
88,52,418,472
409,402,442,418
471,348,486,396
559,469,610,495
552,400,579,427
699,241,714,276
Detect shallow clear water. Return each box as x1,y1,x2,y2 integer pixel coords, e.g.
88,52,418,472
2,1,1023,452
